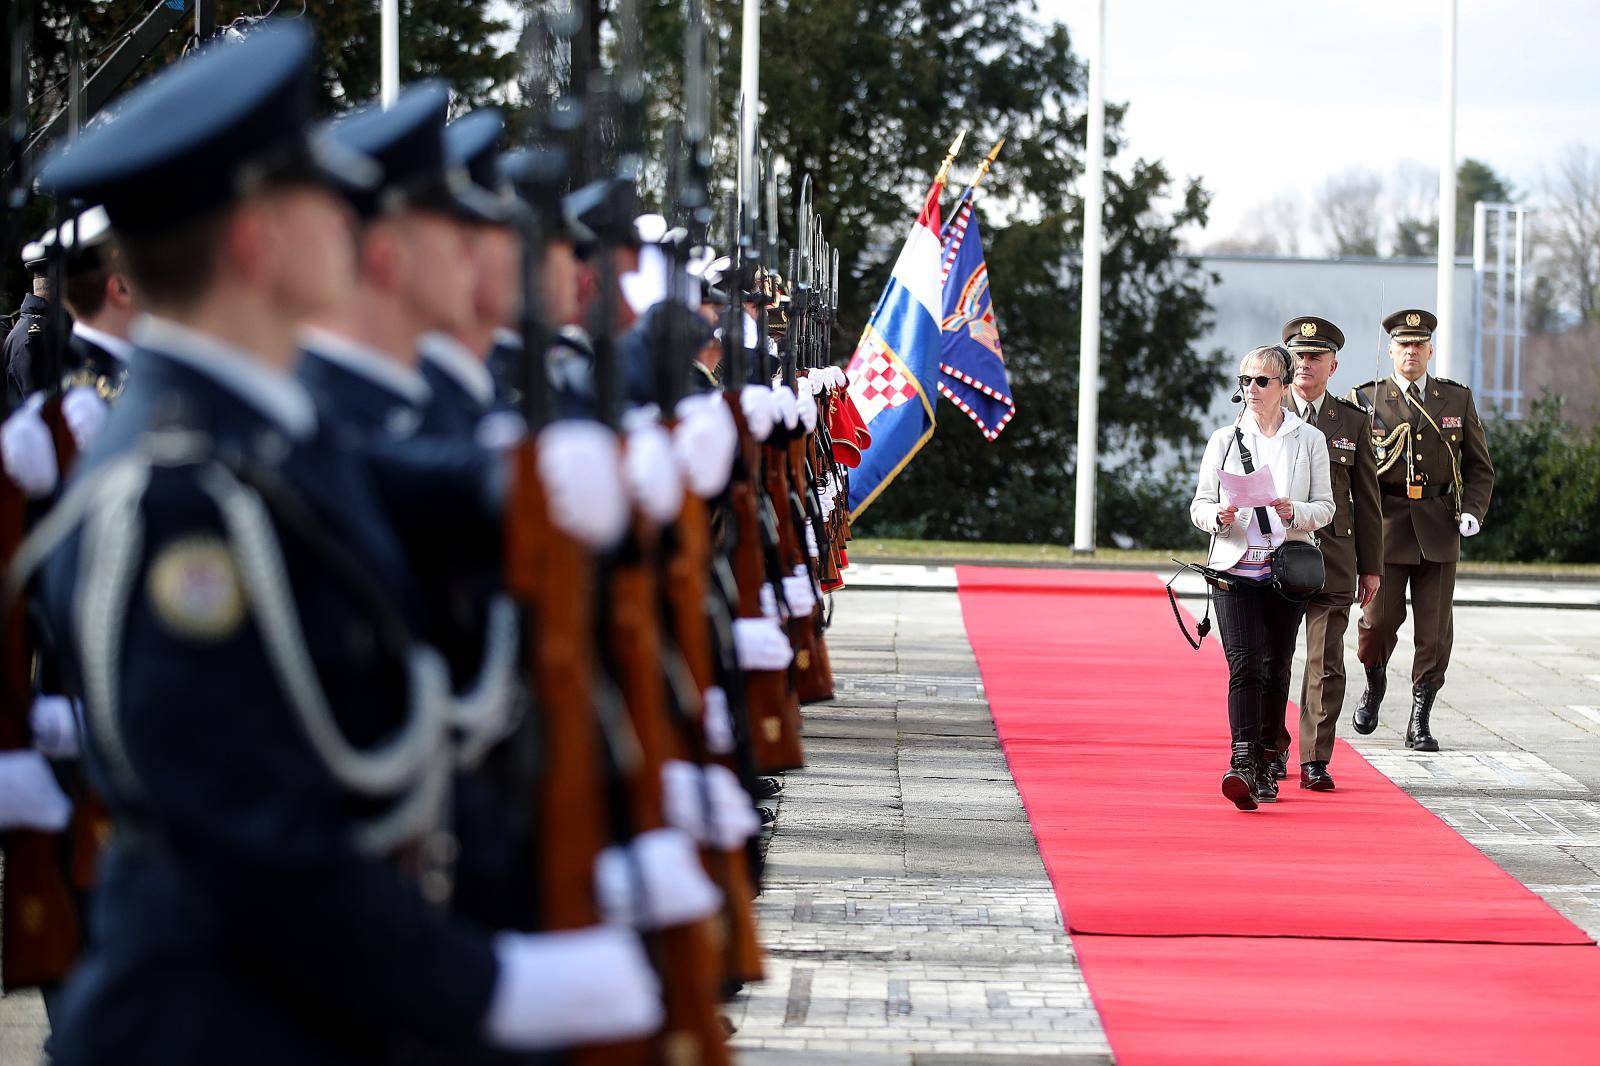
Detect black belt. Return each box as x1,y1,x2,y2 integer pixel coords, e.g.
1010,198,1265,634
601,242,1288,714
1381,483,1451,500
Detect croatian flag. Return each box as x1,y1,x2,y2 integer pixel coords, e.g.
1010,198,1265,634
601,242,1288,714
938,188,1014,440
845,179,946,518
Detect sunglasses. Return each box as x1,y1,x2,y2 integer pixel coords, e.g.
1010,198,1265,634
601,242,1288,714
1238,374,1281,388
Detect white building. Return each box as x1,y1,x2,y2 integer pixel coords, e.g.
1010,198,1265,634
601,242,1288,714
1194,253,1475,426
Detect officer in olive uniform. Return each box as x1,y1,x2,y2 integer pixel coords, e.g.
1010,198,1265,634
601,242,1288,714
1271,316,1382,791
1349,309,1494,751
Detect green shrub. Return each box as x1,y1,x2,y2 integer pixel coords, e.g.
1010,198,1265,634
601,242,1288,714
1471,394,1600,563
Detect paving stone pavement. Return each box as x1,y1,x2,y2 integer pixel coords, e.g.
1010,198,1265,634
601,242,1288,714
7,583,1600,1063
730,589,1113,1064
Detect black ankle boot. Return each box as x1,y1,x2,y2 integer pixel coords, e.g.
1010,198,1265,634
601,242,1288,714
1254,747,1280,803
1353,666,1386,734
1222,742,1259,811
1406,685,1441,751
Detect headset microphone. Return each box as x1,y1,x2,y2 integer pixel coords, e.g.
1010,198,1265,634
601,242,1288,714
1230,386,1243,403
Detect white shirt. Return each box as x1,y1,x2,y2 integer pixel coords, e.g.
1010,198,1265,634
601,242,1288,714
300,326,431,406
1392,371,1429,400
417,331,495,408
72,321,134,364
133,315,317,440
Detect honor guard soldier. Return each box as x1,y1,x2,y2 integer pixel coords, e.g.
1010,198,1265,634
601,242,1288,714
1271,316,1382,791
29,23,659,1064
299,81,498,444
1349,309,1494,751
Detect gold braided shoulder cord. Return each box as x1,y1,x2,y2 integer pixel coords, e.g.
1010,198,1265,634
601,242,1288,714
1410,402,1465,518
1372,422,1411,476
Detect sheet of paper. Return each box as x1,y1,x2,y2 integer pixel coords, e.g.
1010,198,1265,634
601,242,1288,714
1218,466,1279,510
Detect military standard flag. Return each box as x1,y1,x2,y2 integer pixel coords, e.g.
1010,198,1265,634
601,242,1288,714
938,188,1014,440
845,179,946,518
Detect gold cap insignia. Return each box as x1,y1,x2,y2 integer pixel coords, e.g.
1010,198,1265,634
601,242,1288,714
1406,312,1421,328
1300,322,1317,338
147,536,247,643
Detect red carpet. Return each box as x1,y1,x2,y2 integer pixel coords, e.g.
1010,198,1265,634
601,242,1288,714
955,566,1600,1062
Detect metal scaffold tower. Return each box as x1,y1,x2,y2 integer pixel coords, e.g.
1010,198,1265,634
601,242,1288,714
1471,201,1530,419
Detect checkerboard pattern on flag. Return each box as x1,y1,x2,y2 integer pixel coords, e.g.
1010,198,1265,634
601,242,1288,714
846,177,947,518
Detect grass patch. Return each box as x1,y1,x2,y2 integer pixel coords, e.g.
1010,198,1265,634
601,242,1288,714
850,538,1600,580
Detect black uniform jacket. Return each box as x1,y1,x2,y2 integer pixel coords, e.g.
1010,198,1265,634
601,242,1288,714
38,343,501,1066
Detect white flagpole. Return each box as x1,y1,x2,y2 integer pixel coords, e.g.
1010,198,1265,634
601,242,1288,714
381,0,400,106
1435,0,1458,376
1072,0,1106,554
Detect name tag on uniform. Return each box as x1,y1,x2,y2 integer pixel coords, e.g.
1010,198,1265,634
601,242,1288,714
1332,437,1356,451
1243,547,1273,563
1441,416,1462,429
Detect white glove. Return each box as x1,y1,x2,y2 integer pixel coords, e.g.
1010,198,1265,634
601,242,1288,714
672,394,738,499
702,686,735,755
803,372,827,396
594,827,723,929
740,385,775,442
475,410,527,451
796,390,818,433
662,761,761,849
537,421,630,550
759,582,781,620
484,926,663,1051
733,616,793,670
0,750,72,832
30,695,81,760
830,366,848,389
806,523,820,559
624,420,684,526
61,386,109,451
1,396,59,498
768,386,798,431
1459,513,1481,538
782,566,817,616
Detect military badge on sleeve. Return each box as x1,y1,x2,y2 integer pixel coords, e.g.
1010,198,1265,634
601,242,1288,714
147,536,247,642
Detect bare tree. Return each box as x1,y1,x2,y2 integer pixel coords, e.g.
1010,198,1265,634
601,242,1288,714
1540,144,1600,322
1207,193,1303,255
1314,169,1383,257
1388,161,1437,257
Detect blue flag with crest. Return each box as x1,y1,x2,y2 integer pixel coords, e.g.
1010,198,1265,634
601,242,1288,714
937,188,1014,440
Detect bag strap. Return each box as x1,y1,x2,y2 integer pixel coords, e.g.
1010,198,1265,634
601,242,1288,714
1233,427,1274,539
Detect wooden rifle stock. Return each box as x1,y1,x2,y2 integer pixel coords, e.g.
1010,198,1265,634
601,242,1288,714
723,396,803,773
784,432,834,702
505,445,653,1065
0,467,80,991
605,517,730,1066
663,492,764,985
763,420,828,706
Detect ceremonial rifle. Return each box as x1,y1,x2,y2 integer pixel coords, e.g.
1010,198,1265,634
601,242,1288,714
721,125,802,772
0,0,83,992
499,14,650,1061
589,2,730,1056
656,0,764,986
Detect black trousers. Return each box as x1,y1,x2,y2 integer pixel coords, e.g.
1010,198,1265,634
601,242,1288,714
1212,580,1307,750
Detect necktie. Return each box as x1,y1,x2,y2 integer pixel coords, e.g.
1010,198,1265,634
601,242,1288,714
1407,382,1423,406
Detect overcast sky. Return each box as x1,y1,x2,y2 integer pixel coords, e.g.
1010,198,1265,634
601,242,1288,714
1035,0,1600,251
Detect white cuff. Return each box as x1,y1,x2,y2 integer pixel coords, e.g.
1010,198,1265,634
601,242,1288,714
485,927,663,1050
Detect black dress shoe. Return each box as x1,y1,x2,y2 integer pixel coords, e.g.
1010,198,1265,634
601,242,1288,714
1300,762,1336,791
1223,742,1259,811
1268,750,1288,781
1406,685,1441,751
753,777,784,800
1353,665,1386,734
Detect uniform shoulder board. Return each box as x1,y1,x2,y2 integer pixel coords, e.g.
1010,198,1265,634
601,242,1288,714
1433,376,1470,391
1331,393,1366,414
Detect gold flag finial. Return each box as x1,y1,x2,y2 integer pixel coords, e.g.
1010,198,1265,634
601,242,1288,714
969,136,1005,192
934,129,967,187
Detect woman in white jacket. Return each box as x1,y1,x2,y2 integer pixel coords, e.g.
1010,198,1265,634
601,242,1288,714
1191,345,1334,810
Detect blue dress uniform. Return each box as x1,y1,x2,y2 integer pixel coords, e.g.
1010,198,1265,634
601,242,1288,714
31,25,512,1063
4,291,57,413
